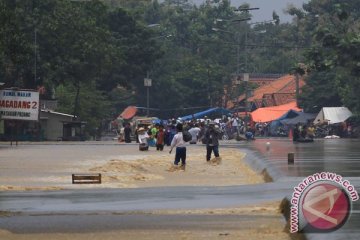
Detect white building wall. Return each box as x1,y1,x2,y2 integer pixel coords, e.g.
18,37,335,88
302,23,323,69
40,111,73,141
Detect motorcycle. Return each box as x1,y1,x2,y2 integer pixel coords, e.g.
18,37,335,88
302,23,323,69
276,127,288,137
315,126,330,138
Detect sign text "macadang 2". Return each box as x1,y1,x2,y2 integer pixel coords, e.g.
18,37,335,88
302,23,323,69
0,100,38,109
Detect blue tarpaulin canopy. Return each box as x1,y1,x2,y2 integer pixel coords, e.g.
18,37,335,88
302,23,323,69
269,110,300,135
281,112,316,125
180,107,232,121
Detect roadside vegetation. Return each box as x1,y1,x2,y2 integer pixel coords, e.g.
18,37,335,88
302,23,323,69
1,0,359,137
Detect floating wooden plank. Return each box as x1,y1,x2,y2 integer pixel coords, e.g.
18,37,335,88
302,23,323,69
72,173,101,184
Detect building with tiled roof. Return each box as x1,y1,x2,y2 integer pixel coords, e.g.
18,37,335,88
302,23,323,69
227,74,305,110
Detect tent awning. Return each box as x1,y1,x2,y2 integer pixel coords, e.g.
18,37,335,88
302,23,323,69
250,101,302,123
281,112,317,125
314,107,353,124
180,107,231,121
119,106,137,120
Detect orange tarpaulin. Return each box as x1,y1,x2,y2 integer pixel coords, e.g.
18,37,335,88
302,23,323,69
250,102,302,123
119,106,137,120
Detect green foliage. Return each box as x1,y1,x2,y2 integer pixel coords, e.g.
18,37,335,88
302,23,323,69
0,0,162,138
296,0,360,114
3,0,333,137
55,81,111,138
299,71,342,113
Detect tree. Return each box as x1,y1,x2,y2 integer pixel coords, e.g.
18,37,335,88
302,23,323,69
0,0,38,88
0,0,163,137
295,0,360,115
1,0,323,137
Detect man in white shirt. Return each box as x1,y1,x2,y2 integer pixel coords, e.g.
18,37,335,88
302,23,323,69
169,123,187,170
188,123,201,144
231,117,239,135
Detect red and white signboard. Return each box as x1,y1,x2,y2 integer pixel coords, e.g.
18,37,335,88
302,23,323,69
0,89,40,121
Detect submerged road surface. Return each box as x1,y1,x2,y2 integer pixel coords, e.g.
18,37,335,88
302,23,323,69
0,139,359,239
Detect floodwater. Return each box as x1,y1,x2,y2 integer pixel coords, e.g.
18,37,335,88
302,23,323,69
0,139,359,239
239,138,360,178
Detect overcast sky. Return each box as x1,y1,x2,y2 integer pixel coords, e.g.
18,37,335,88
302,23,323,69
192,0,310,23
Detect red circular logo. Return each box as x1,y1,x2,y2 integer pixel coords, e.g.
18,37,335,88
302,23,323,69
301,183,350,231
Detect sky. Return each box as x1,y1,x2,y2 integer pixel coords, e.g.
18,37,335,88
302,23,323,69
192,0,310,23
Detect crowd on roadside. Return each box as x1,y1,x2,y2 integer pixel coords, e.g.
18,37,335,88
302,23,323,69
115,114,359,171
118,115,359,145
126,115,255,147
126,117,226,171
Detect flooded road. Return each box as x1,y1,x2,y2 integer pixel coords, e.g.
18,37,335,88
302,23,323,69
230,138,360,239
237,138,360,178
0,139,359,239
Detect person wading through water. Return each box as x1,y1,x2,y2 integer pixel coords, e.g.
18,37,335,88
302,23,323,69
202,121,221,163
168,123,187,171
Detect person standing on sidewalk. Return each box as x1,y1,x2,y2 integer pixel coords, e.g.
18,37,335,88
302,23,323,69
203,121,221,162
124,123,132,143
168,123,187,171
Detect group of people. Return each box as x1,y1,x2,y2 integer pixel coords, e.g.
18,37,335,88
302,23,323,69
292,123,315,142
137,124,166,151
127,119,223,171
168,121,222,171
120,114,252,143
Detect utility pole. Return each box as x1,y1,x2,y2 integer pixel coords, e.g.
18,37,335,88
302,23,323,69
212,11,260,136
34,28,37,84
236,8,260,133
144,71,152,116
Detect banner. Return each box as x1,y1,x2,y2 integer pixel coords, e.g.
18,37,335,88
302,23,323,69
0,89,40,121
